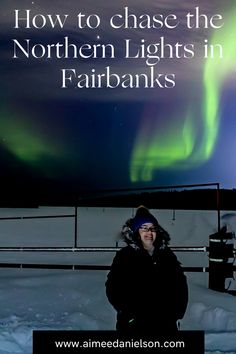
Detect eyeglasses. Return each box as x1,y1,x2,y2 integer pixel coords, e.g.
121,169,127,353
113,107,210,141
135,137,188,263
139,226,157,233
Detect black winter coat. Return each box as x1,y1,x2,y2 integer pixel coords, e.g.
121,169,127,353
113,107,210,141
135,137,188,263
106,245,188,333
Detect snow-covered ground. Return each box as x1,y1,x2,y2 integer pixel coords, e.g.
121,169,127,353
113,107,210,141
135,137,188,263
0,206,235,354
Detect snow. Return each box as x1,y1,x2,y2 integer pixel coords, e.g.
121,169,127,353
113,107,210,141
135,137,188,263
0,206,235,354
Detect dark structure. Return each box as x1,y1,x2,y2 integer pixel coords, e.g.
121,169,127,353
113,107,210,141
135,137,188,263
208,226,235,292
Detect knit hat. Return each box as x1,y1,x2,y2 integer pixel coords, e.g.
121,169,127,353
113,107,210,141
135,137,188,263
130,206,159,233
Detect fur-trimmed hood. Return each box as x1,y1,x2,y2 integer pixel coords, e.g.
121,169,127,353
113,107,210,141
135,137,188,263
120,206,170,250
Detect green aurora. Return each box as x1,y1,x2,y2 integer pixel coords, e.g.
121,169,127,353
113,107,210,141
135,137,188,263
130,4,236,183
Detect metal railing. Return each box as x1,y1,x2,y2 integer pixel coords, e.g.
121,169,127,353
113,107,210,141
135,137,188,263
0,182,222,271
0,246,207,252
0,246,228,272
0,262,210,272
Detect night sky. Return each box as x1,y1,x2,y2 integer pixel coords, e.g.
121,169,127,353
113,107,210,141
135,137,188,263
1,0,236,202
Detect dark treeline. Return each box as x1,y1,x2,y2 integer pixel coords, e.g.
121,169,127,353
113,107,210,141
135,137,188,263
77,189,234,210
0,178,235,210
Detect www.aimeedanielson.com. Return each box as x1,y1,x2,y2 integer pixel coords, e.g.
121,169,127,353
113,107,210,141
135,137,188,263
54,338,185,350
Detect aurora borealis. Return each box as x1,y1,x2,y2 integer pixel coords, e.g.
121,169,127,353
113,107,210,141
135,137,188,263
130,1,236,183
1,0,236,202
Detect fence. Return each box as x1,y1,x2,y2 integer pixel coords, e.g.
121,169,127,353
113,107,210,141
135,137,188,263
0,183,235,293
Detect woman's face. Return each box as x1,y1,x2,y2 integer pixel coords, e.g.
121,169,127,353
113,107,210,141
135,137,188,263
138,223,157,250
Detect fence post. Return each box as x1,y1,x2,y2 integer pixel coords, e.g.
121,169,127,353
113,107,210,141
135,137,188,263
74,206,78,248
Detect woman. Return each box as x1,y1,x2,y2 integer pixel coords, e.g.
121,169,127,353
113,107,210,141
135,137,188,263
105,206,188,333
